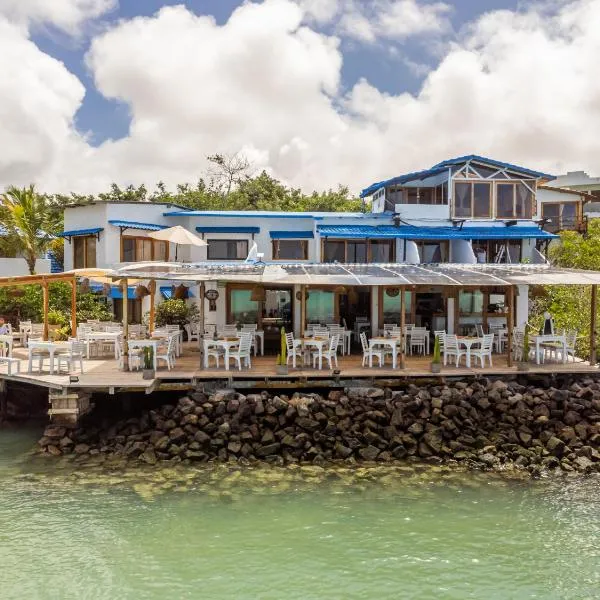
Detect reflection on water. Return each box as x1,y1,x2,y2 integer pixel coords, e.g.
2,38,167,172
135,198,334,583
1,428,599,600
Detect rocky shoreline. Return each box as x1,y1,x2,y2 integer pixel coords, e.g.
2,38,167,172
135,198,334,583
38,376,600,476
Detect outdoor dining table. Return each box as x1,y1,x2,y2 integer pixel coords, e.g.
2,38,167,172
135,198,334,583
531,334,567,364
203,337,241,370
82,331,121,359
456,336,482,368
299,337,329,370
128,339,160,371
27,340,71,374
369,336,401,369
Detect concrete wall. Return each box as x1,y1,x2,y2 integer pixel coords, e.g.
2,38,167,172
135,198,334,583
0,258,51,276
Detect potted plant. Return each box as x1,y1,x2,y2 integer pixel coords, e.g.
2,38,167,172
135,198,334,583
517,329,530,371
431,335,442,374
142,346,155,379
275,327,288,375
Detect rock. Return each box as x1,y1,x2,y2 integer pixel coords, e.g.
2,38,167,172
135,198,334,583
358,445,380,461
256,443,281,457
227,441,242,454
140,449,157,465
46,445,62,456
423,429,443,454
296,417,320,431
407,422,424,436
74,443,90,455
44,426,66,439
546,436,566,457
194,430,210,445
573,456,593,471
169,428,187,443
335,442,353,458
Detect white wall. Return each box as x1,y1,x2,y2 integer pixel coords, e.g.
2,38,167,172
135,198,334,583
393,204,450,223
0,258,51,276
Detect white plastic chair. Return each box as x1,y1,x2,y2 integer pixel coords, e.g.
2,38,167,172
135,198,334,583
56,339,85,374
409,328,427,355
117,341,142,371
185,323,200,343
434,330,446,354
475,323,485,338
444,335,465,366
285,332,301,368
227,333,252,371
563,330,578,362
470,334,494,368
512,329,525,362
156,336,176,370
314,334,339,369
360,332,384,367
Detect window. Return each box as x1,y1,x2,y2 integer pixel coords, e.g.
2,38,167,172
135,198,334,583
471,240,521,263
229,289,259,324
416,241,448,263
323,239,395,263
454,181,491,218
347,241,367,263
323,241,346,263
381,289,412,323
207,239,248,260
459,290,484,315
272,240,308,260
542,203,579,232
306,290,335,324
370,240,395,262
122,236,168,262
73,236,96,269
496,182,534,218
400,187,444,205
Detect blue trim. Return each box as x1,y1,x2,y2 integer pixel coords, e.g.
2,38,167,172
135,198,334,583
160,286,194,299
316,224,558,240
163,210,384,219
108,220,168,231
57,227,103,238
361,155,555,198
110,287,137,300
196,226,260,234
270,231,314,239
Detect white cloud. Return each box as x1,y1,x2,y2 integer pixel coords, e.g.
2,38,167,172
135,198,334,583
3,0,600,196
296,0,339,24
0,0,116,34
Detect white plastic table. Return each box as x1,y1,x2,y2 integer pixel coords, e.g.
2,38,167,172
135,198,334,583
531,334,567,364
203,338,240,370
300,337,328,370
457,336,482,368
82,331,121,358
369,337,401,368
27,341,70,374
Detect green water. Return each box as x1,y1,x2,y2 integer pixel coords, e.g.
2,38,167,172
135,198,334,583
1,428,599,600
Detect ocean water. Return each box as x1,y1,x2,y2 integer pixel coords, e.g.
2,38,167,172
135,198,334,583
0,427,598,600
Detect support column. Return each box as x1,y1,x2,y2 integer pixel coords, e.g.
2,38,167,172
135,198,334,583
400,286,406,369
70,277,77,336
199,281,205,367
507,286,514,367
447,296,455,335
121,278,129,371
300,285,307,335
42,280,49,341
148,280,156,334
590,285,597,365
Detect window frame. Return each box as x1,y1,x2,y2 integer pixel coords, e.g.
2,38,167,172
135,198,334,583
272,239,309,261
73,235,97,269
541,202,581,232
121,235,169,262
322,239,396,263
453,181,492,218
206,239,249,261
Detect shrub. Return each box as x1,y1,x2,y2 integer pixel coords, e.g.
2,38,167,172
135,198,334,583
155,299,199,329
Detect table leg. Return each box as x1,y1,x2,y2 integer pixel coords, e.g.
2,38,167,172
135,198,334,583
261,334,264,356
536,340,541,365
319,347,323,370
28,350,33,373
225,347,230,370
49,350,55,375
392,346,397,369
465,347,471,368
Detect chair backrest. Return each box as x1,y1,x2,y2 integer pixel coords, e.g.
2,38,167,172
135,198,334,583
242,323,258,331
223,324,238,334
475,323,484,337
383,323,397,332
313,328,329,338
68,338,86,356
434,330,446,348
512,329,524,347
285,332,296,352
391,327,402,337
411,329,426,342
165,324,180,332
566,330,577,348
360,332,369,353
481,334,494,351
328,334,339,353
445,334,458,351
238,332,252,354
31,323,44,334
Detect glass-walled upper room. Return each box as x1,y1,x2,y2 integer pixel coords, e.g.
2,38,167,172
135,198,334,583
387,183,448,206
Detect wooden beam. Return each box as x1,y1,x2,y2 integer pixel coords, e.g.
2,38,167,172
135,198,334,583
300,285,306,335
121,278,129,371
42,280,49,341
0,272,76,287
507,286,514,367
400,286,406,369
70,277,77,335
591,285,598,364
199,282,205,368
148,280,156,334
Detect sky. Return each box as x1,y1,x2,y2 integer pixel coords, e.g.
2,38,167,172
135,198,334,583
1,0,600,196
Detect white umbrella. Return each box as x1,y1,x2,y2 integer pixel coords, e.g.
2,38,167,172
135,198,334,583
148,226,207,260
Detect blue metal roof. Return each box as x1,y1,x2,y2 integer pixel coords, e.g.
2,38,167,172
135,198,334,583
160,286,194,299
316,224,557,240
164,210,384,220
108,220,168,231
196,226,260,234
361,155,555,198
270,230,315,239
57,227,103,238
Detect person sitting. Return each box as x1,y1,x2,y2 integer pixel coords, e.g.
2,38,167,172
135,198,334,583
0,317,10,335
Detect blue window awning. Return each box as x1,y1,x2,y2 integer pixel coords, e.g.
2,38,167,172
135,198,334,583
195,226,260,234
89,284,137,300
108,220,168,232
316,224,558,240
160,286,194,299
270,231,314,239
57,227,103,238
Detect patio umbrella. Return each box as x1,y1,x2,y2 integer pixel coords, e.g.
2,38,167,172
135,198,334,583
148,226,207,260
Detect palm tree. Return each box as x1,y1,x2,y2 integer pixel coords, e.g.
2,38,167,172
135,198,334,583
1,185,53,274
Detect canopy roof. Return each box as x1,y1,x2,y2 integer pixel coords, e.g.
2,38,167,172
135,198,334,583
107,262,600,287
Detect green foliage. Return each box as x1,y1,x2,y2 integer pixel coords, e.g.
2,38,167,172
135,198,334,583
155,299,199,328
522,329,530,362
432,335,441,364
143,346,154,370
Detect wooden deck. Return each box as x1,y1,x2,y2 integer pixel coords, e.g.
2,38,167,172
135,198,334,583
1,343,598,395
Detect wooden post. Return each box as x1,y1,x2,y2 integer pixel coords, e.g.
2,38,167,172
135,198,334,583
507,286,514,367
400,286,406,369
590,285,597,365
300,285,307,335
121,278,129,371
42,279,49,341
70,277,77,336
148,280,156,334
199,281,205,367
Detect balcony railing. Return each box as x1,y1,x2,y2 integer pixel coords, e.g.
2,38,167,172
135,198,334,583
544,216,588,234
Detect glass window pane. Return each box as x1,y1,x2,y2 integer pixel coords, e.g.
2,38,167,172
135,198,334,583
275,240,306,260
208,240,248,260
154,241,168,261
230,289,258,324
420,242,446,263
508,241,521,263
323,241,345,263
472,240,488,263
382,289,411,323
541,204,560,218
497,184,515,217
419,188,434,204
73,237,85,269
407,189,418,204
561,203,576,228
306,290,335,324
473,183,491,217
454,182,471,217
371,240,393,262
459,290,483,315
122,238,135,262
85,236,96,268
515,183,533,218
347,241,367,263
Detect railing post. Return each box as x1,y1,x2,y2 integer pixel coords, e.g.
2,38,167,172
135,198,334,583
400,286,406,369
590,285,597,365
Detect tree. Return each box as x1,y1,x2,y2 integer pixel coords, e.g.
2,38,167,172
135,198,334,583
0,185,54,274
207,152,251,196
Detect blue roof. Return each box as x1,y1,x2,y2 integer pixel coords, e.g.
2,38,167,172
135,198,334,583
160,286,194,299
270,230,314,239
361,155,555,198
57,227,103,238
196,226,260,234
108,220,168,231
164,210,384,220
316,224,558,240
